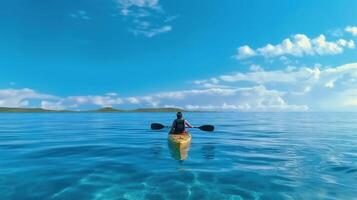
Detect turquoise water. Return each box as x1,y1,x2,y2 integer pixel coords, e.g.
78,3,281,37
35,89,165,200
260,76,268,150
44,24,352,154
0,112,356,200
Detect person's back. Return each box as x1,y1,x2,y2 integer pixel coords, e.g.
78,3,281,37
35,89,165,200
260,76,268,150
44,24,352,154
170,112,192,134
172,118,185,133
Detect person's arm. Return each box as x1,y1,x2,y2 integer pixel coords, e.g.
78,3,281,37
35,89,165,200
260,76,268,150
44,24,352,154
170,120,176,132
185,120,193,128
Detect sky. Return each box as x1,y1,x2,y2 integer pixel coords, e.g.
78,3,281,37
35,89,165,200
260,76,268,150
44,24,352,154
1,0,357,111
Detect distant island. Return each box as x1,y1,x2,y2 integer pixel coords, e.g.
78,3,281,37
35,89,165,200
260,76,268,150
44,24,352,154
92,107,185,113
0,107,67,113
0,107,186,113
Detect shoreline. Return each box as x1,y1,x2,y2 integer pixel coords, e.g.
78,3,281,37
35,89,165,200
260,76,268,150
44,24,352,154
0,107,215,113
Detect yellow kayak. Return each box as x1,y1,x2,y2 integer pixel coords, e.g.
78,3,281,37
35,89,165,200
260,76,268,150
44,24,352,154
168,132,192,160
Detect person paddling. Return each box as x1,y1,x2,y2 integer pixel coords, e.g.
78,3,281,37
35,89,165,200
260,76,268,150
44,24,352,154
170,112,193,134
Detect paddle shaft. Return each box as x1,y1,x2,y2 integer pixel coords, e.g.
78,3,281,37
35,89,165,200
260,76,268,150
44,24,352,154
151,123,214,132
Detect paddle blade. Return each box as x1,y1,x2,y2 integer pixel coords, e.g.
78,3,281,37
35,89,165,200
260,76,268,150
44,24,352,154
151,123,165,130
198,125,214,132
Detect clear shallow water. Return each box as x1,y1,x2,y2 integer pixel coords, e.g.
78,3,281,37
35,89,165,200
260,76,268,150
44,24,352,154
0,112,356,200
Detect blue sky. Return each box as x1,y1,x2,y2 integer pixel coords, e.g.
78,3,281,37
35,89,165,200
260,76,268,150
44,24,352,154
1,0,357,111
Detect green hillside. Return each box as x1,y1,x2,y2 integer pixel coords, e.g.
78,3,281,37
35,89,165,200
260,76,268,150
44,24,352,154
93,107,125,112
0,107,185,113
0,107,59,113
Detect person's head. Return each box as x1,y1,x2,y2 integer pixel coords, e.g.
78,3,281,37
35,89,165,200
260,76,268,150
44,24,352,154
176,112,183,119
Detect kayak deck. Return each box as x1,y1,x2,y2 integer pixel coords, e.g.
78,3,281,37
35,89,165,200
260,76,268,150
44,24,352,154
168,133,192,160
168,133,191,147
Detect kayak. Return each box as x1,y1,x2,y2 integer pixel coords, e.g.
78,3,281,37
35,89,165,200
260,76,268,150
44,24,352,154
168,132,192,160
168,132,192,147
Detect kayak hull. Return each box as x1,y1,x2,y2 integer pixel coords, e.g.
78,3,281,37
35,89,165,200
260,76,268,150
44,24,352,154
168,132,192,147
168,132,192,160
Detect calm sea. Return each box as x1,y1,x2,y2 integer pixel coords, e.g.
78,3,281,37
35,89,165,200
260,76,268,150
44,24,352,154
0,112,356,200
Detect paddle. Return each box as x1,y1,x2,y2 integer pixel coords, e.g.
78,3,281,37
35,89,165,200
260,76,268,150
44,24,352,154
196,125,215,132
151,123,214,132
151,123,168,130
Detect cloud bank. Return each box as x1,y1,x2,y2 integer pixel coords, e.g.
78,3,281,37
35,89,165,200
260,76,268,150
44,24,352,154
235,34,354,60
2,62,357,111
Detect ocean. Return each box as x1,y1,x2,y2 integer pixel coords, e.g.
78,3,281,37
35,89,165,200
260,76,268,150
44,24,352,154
0,112,356,200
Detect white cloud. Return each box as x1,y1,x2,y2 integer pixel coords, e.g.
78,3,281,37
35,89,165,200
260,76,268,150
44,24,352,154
249,64,263,72
126,97,140,104
106,92,118,96
131,25,172,38
140,96,159,107
155,88,239,99
210,78,219,84
218,63,357,94
235,45,256,59
342,89,357,106
70,10,91,20
328,28,344,37
164,104,182,109
41,100,67,111
337,39,355,48
236,34,354,59
116,0,175,37
325,80,335,88
345,26,357,36
291,86,312,96
118,0,160,11
323,62,357,75
219,67,320,84
145,85,307,111
200,62,357,110
194,78,232,89
0,88,57,108
39,93,129,110
164,15,179,23
181,86,307,111
68,95,123,107
184,104,217,110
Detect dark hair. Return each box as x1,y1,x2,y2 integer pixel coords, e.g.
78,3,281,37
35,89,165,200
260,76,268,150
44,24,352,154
176,112,183,119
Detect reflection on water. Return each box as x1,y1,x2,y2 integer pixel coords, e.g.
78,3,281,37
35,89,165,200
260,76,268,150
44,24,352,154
149,145,163,159
201,143,215,160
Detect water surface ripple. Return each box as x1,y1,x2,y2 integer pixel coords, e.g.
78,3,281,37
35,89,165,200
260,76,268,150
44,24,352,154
0,112,356,200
